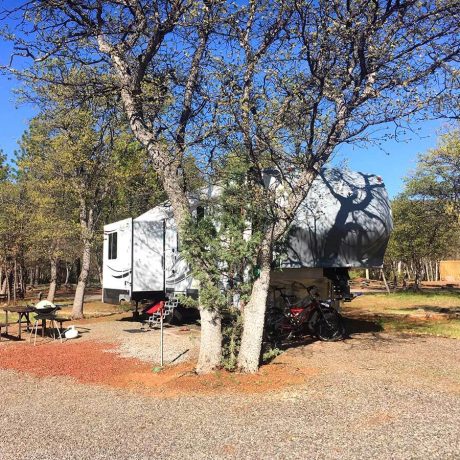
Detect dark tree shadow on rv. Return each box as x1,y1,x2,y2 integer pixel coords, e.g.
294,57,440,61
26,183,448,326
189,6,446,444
320,170,389,266
282,169,392,268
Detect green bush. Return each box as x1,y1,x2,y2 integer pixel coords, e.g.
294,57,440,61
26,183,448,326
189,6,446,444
221,308,243,371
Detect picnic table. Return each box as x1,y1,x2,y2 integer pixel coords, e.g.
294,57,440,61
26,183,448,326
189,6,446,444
1,304,70,342
1,305,35,340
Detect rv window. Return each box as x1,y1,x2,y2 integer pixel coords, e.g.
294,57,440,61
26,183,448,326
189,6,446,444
108,232,118,260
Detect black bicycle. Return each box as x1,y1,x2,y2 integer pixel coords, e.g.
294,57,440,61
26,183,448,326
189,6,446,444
265,284,345,343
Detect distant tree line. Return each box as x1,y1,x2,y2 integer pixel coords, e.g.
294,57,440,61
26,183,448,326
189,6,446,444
385,126,460,287
0,90,165,314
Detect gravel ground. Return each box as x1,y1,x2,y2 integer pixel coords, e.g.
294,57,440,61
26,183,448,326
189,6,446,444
64,316,200,365
88,319,200,364
1,330,459,459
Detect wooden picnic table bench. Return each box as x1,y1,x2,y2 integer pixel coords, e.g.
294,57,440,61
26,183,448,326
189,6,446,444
0,322,11,341
1,306,35,340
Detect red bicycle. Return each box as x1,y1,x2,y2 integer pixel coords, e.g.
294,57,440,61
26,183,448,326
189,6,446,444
265,284,345,344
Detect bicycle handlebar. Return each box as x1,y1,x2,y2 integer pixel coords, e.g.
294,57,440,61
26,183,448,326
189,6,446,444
272,284,320,308
273,284,318,293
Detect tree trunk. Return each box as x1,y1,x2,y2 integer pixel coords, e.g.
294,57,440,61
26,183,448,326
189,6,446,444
237,236,272,373
94,255,103,286
6,269,11,304
19,263,25,298
381,269,391,294
196,306,222,374
72,196,96,319
414,264,421,290
13,258,17,305
97,47,221,371
64,263,70,286
72,239,91,319
0,266,4,295
47,257,58,303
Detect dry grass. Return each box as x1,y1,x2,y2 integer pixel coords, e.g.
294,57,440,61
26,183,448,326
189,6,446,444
0,300,125,324
379,318,460,338
351,290,460,310
344,291,460,339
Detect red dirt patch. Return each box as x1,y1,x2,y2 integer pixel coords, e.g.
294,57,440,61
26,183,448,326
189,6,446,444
0,341,147,385
0,341,316,397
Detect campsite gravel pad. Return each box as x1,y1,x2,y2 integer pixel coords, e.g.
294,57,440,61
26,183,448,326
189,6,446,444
0,332,459,459
54,316,200,365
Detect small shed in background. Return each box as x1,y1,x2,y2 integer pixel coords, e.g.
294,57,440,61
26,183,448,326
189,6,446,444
440,261,460,282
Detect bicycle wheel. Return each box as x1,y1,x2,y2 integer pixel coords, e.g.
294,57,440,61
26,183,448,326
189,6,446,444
312,308,345,342
264,308,286,345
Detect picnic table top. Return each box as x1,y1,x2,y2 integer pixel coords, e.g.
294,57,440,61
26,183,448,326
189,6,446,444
2,305,63,313
2,306,35,313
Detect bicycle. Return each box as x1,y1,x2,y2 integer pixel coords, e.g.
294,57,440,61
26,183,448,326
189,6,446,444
265,283,345,344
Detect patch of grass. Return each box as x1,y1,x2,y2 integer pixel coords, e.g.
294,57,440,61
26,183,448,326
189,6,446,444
349,291,460,311
381,290,460,300
378,317,460,339
0,300,125,324
345,290,460,339
262,346,282,364
0,312,19,324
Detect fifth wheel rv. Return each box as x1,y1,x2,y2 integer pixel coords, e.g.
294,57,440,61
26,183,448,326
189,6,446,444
102,168,393,306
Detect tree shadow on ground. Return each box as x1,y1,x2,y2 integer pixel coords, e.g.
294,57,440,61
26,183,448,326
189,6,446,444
261,336,316,365
117,307,200,325
342,316,384,335
408,305,460,314
261,315,384,364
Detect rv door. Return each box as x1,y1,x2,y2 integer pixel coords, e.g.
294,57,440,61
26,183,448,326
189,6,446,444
132,219,165,293
164,218,193,293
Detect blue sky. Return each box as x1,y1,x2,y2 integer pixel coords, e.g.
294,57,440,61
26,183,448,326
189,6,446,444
0,35,33,162
0,36,446,198
334,118,444,197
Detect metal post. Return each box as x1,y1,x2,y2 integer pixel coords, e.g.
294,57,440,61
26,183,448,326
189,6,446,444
160,306,164,367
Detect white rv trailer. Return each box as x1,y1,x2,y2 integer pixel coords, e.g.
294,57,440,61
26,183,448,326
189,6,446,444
102,168,393,305
102,205,197,304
